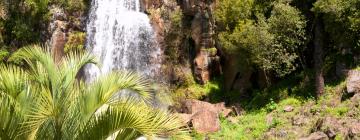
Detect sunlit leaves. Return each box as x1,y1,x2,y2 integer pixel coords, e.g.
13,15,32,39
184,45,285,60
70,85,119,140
0,46,189,140
215,0,306,77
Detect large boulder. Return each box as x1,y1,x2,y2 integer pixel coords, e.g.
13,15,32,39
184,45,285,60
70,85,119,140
346,70,360,94
191,110,221,133
300,132,329,140
177,99,232,133
182,99,231,116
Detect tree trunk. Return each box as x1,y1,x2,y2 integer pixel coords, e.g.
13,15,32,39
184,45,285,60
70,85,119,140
313,15,325,97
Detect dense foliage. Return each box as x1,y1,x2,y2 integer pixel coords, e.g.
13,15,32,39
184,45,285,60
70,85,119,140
0,0,88,46
215,0,306,77
0,46,189,140
214,0,360,96
1,0,360,139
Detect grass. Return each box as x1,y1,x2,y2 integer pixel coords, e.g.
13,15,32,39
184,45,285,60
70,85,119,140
209,111,268,140
197,74,358,139
174,67,360,139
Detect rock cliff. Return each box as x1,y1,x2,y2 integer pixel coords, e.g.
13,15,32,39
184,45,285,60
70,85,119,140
143,0,221,85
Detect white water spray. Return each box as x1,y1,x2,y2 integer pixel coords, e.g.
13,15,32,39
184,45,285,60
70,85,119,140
84,0,161,82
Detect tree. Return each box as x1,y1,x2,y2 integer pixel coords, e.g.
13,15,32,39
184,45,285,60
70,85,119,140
312,15,325,97
311,0,360,96
215,0,306,77
0,46,189,140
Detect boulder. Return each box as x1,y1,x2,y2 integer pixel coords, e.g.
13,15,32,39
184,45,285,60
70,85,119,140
179,99,232,133
231,103,245,116
182,99,230,116
177,113,192,125
346,70,360,94
284,105,294,112
191,110,220,133
292,115,309,126
300,132,329,140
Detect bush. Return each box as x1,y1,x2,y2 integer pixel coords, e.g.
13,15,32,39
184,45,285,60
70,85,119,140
64,31,86,53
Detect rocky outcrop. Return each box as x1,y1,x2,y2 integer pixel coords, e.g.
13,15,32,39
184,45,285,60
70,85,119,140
48,5,87,63
186,0,221,84
177,99,232,133
140,0,163,12
346,70,360,94
50,20,67,63
144,0,221,84
49,7,67,63
305,117,360,140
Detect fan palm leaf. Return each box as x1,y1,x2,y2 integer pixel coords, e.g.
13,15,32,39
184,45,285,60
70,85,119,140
0,45,189,140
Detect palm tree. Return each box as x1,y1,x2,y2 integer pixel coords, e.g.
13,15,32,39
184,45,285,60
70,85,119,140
0,46,189,140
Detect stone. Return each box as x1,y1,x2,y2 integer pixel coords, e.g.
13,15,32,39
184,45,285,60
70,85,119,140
300,132,329,140
178,99,233,133
266,114,273,126
182,99,230,115
177,113,192,125
292,115,308,126
50,20,67,63
191,110,221,133
348,121,360,136
140,0,163,12
346,70,360,94
351,93,360,107
194,50,211,84
284,105,294,112
231,103,245,116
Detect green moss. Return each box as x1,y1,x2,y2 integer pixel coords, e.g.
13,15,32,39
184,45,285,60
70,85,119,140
172,76,223,103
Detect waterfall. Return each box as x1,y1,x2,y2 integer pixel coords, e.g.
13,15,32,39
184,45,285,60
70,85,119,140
84,0,161,82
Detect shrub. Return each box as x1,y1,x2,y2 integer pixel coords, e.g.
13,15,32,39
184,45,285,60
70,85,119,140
64,31,86,53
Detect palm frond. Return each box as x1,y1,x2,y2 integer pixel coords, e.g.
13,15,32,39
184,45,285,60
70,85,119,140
79,71,153,120
9,46,59,96
1,46,189,139
0,64,28,99
77,98,190,140
0,95,24,140
22,86,56,139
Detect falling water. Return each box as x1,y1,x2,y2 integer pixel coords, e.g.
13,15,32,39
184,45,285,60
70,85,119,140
84,0,161,82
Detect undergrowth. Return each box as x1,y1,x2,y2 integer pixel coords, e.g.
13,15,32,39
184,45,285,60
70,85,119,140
185,70,359,139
